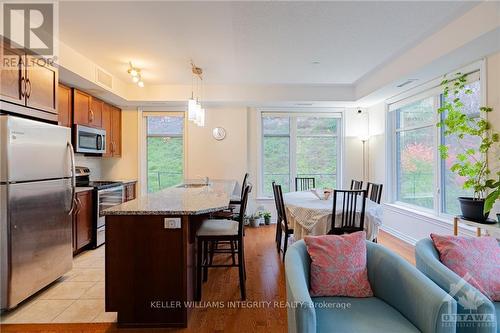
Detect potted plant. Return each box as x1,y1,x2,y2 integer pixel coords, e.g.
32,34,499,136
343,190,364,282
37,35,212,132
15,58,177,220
438,73,499,222
249,212,262,228
263,211,272,225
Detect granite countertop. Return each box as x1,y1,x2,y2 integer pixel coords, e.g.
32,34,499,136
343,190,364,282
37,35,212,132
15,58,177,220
103,180,237,216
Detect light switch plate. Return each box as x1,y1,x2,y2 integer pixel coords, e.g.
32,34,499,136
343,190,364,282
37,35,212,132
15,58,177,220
164,218,181,229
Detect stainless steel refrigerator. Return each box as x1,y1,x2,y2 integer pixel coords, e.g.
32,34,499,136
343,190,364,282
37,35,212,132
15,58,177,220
0,115,75,310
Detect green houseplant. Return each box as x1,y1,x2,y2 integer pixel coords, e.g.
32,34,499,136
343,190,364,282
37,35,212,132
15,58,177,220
263,211,272,225
438,73,499,222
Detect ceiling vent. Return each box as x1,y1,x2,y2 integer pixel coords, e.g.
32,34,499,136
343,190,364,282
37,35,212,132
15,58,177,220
95,67,113,90
397,79,418,88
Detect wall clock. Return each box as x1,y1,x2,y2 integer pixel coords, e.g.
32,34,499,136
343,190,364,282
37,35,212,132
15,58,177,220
212,127,226,141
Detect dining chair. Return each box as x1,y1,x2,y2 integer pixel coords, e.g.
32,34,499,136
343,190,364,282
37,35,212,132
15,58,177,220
328,189,367,235
230,172,249,205
272,181,282,253
275,184,294,261
196,184,251,301
366,182,383,204
295,177,315,191
350,179,363,190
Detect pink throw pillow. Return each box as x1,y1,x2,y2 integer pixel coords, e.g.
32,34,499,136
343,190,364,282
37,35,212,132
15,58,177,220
304,231,373,297
430,234,500,301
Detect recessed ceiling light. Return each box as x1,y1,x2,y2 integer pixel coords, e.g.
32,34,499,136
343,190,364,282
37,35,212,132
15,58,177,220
311,61,320,65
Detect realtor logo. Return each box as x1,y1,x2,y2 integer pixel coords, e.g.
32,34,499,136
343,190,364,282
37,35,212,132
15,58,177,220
3,3,54,55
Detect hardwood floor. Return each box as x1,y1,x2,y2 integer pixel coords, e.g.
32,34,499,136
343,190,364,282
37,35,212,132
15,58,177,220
0,226,414,333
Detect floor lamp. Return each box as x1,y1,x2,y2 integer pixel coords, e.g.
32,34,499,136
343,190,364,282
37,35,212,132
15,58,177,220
360,136,369,182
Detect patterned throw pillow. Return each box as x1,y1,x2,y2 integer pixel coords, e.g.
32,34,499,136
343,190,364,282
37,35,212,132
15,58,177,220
304,231,373,297
430,234,500,301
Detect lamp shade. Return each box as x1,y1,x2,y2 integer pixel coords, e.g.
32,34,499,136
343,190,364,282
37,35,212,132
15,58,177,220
188,99,197,121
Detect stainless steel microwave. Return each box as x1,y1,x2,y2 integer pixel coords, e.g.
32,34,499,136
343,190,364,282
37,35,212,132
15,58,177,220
74,125,106,154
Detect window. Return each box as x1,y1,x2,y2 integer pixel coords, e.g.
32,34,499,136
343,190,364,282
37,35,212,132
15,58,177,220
391,74,480,215
146,114,184,192
261,113,341,196
395,97,436,210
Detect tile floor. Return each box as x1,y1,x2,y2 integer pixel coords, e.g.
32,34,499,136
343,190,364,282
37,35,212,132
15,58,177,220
0,246,117,324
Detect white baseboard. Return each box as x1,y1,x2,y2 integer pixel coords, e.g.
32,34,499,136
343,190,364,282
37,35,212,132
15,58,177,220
380,225,418,246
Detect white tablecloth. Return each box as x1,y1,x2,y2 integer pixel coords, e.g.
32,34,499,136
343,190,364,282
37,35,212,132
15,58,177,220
283,191,383,241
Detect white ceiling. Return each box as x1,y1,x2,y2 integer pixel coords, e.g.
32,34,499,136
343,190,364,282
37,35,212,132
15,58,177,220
59,1,476,86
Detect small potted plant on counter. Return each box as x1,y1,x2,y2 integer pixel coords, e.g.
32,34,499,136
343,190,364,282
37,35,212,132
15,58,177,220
438,73,499,222
263,211,272,225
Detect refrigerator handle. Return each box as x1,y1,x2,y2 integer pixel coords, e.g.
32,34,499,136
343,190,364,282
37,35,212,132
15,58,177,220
67,142,77,215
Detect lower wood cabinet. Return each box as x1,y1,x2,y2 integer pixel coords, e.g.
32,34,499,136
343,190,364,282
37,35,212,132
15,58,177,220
73,190,93,254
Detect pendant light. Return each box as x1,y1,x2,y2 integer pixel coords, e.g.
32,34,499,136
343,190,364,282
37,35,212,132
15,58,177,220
187,61,205,127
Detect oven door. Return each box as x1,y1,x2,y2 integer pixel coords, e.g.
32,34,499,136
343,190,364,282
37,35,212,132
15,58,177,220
75,125,106,154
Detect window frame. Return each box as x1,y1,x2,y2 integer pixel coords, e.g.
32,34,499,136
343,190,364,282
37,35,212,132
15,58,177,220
388,68,484,218
141,111,187,193
259,110,343,198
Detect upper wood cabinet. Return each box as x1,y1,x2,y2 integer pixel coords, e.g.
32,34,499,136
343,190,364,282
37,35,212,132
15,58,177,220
0,41,24,106
110,106,122,157
25,56,57,113
101,103,122,157
73,89,102,127
57,84,72,127
0,39,58,115
90,98,103,127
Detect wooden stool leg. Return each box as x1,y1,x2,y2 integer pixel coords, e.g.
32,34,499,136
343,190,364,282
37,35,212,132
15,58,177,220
203,241,209,282
230,240,236,265
477,228,481,237
238,239,246,300
283,233,289,262
196,238,203,301
453,217,459,236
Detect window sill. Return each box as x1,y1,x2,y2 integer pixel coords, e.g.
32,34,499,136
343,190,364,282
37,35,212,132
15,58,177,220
383,202,476,233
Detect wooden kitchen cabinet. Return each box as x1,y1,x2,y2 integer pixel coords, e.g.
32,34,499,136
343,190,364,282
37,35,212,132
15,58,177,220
102,103,122,157
73,89,92,125
57,84,72,127
90,97,103,127
111,106,122,156
73,190,93,253
25,55,57,113
73,89,102,127
0,40,24,106
0,38,58,115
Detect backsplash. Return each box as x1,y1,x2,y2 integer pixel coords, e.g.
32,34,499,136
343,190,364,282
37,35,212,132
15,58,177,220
75,154,103,180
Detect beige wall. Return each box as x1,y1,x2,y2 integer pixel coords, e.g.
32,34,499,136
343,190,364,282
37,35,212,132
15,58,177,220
101,107,248,193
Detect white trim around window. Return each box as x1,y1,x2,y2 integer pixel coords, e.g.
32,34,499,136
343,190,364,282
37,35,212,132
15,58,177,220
386,61,485,219
257,108,344,198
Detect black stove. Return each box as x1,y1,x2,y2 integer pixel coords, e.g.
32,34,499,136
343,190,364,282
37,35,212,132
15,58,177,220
75,167,123,189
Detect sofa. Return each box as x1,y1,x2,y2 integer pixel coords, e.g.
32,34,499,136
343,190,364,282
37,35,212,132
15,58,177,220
285,240,456,333
416,238,498,333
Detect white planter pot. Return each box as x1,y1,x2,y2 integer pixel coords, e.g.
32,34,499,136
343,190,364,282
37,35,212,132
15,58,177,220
250,218,260,228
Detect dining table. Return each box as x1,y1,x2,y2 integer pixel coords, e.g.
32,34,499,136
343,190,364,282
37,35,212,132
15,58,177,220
283,190,383,241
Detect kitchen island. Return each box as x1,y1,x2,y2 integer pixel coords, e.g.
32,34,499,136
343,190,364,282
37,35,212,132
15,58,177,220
103,180,237,328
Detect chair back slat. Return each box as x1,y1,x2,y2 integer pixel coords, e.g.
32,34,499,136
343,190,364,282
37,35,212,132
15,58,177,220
295,177,315,191
275,184,290,233
350,179,363,190
366,182,383,204
240,173,249,200
272,182,282,222
238,184,252,237
329,189,367,235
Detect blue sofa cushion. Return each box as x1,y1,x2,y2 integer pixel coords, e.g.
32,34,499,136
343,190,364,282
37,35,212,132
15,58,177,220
313,296,420,333
495,302,500,333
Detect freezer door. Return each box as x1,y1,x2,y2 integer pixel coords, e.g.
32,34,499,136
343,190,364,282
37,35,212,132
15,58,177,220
0,115,72,183
3,178,73,309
